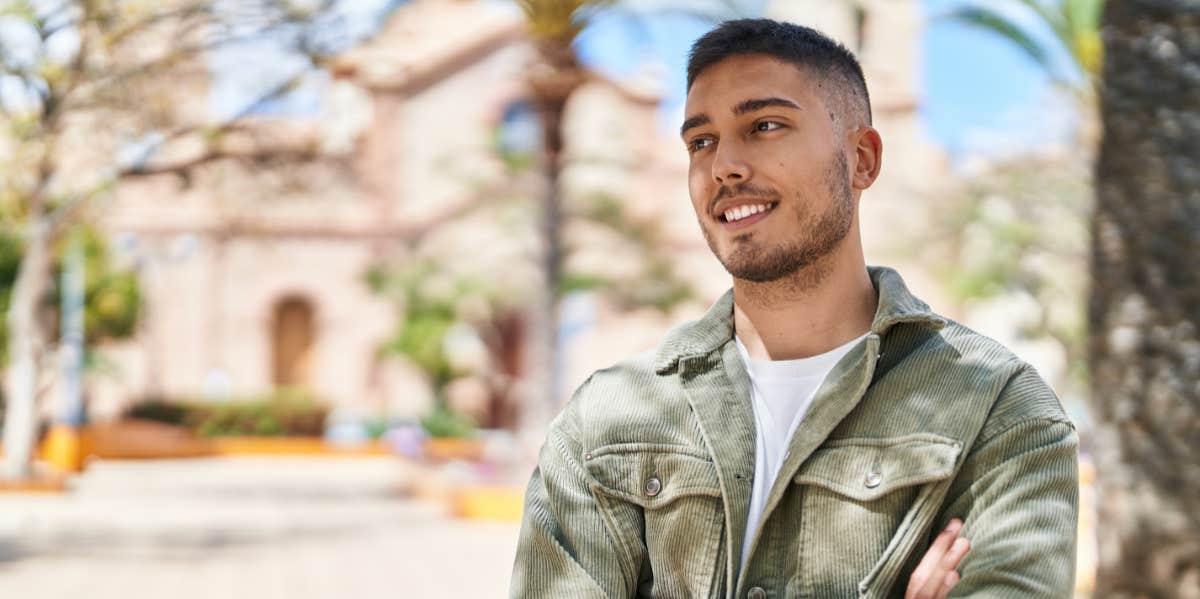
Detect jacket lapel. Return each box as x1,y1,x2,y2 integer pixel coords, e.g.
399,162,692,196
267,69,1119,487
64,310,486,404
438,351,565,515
678,345,756,597
662,291,757,595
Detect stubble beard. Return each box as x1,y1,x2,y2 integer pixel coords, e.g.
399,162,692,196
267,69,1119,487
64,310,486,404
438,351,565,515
702,150,856,284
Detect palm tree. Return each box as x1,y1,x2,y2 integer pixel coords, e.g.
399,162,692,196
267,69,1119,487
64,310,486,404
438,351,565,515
1090,3,1200,597
513,0,744,428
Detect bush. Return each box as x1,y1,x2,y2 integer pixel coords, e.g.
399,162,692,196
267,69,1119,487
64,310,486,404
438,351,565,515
125,398,191,426
419,406,477,439
124,390,329,437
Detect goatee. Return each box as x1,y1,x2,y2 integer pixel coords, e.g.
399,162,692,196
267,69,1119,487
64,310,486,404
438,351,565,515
703,150,855,283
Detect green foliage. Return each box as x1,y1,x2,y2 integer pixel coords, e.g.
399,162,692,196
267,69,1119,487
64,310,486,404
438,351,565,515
419,406,477,439
125,389,329,437
0,226,141,365
370,260,498,390
568,192,695,312
64,228,142,341
362,416,392,440
0,233,22,363
624,258,694,313
125,398,191,425
387,314,456,387
558,272,610,295
926,156,1090,394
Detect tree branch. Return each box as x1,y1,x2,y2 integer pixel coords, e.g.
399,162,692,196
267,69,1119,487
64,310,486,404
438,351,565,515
102,3,216,49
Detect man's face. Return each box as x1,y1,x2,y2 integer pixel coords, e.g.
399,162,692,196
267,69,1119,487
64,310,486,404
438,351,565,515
681,54,858,283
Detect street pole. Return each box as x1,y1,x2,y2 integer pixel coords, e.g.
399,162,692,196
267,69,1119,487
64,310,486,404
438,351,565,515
45,234,86,472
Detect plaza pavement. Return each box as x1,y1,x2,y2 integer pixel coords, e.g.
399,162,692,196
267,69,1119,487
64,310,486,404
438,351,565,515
0,457,521,598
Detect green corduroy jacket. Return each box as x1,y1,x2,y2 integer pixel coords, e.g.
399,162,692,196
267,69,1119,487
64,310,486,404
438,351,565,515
511,266,1078,599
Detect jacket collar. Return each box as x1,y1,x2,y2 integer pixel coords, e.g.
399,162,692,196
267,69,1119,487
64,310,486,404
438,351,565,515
653,265,947,374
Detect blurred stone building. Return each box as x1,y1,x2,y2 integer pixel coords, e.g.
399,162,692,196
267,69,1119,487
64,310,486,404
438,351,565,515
88,0,946,426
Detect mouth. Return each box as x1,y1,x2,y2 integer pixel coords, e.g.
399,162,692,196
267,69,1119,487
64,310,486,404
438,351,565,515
716,201,779,231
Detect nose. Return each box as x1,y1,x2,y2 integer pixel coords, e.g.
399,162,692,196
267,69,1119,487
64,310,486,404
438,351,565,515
712,142,750,185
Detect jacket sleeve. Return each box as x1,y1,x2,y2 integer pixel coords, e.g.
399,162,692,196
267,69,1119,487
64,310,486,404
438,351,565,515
935,365,1080,598
509,392,634,599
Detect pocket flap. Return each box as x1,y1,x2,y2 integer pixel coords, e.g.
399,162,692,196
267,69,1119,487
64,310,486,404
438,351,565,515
793,433,961,501
585,443,721,509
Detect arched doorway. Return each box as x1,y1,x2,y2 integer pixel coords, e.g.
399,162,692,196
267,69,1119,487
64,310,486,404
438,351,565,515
271,295,316,389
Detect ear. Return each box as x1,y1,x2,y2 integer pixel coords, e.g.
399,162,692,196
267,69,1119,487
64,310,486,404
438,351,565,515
850,126,883,191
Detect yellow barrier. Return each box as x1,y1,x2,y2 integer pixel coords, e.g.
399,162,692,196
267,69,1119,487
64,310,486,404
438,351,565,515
210,437,391,456
42,425,87,473
451,485,525,522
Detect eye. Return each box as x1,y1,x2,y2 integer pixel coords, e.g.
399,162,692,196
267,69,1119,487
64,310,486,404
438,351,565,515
754,120,784,133
686,137,714,153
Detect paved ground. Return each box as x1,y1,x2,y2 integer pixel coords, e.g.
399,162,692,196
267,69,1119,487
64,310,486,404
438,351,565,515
0,457,521,598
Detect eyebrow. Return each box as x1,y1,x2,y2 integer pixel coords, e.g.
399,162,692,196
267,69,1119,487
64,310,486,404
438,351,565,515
679,114,710,138
679,96,802,138
734,96,801,116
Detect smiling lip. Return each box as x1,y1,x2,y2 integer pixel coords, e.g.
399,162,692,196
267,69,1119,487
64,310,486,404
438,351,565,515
715,200,778,231
720,208,773,231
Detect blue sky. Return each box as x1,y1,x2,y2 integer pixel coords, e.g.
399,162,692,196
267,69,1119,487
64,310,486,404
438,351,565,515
918,0,1078,159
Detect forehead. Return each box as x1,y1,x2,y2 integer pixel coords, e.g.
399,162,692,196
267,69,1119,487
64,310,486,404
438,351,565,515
684,54,819,114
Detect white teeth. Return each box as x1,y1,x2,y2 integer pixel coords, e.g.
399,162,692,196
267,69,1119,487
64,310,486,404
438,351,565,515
723,203,771,222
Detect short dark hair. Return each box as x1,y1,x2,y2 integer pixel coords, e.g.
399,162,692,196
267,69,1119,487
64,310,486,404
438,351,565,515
686,18,872,126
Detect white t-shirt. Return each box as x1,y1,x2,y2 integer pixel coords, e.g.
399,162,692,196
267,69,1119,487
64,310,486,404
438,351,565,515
735,332,869,565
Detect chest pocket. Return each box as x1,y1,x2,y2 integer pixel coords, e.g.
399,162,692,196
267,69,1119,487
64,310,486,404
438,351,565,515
790,434,961,598
586,444,725,599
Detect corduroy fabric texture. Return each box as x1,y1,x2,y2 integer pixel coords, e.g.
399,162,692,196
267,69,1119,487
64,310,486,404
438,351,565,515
510,266,1078,599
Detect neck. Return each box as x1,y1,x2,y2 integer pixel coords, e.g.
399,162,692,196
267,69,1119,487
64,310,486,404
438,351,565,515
733,235,877,361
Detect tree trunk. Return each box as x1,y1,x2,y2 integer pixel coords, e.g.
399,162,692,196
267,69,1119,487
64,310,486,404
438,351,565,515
1,222,53,480
524,98,565,435
523,38,586,434
1090,3,1200,598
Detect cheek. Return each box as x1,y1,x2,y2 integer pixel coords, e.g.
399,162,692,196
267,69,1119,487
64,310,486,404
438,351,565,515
688,167,711,216
778,159,828,194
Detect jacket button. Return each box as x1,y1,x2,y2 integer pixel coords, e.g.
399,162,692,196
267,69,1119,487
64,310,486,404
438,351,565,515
747,586,767,599
644,476,662,497
864,471,883,488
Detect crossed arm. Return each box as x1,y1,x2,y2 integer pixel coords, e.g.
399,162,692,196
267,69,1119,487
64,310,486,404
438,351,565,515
511,435,1076,598
511,371,1078,598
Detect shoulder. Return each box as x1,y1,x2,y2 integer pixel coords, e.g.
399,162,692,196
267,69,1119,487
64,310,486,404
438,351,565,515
930,318,1074,437
553,329,712,449
568,349,666,418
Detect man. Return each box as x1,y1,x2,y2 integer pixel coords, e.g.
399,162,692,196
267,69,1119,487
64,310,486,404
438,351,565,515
511,19,1078,599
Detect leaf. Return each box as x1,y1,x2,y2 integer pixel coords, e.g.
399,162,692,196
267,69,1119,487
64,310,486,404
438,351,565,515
1010,0,1070,44
943,5,1061,80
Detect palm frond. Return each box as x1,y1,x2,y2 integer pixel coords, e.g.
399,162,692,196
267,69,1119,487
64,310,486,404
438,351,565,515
943,5,1063,82
1009,0,1070,43
517,0,613,42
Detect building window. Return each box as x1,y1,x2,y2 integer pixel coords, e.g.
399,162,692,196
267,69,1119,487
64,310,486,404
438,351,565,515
494,99,542,168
